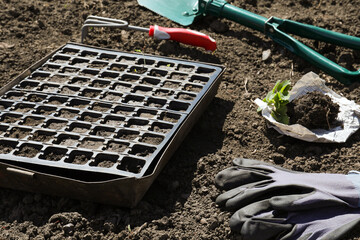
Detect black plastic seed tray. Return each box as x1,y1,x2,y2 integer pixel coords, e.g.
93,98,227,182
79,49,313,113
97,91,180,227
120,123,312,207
0,43,224,206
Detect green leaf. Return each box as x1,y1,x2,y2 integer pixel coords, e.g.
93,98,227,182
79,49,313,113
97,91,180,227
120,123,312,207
262,80,292,124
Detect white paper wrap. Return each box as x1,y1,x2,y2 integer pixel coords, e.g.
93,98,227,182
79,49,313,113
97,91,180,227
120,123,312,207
255,72,360,143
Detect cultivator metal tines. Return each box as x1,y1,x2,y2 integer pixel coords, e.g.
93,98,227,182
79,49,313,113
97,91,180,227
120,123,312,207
0,43,224,179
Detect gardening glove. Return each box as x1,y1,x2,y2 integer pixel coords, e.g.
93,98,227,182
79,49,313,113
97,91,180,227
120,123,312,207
215,158,360,211
229,198,360,240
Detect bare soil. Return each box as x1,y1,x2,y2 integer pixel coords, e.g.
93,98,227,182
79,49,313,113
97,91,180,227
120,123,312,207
1,0,360,239
288,91,340,129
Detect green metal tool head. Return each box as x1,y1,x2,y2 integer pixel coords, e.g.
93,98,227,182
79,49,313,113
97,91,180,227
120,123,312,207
137,0,201,26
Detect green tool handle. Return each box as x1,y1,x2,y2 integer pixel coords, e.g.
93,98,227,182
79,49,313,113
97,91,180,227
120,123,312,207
273,17,360,50
265,19,360,85
204,0,360,84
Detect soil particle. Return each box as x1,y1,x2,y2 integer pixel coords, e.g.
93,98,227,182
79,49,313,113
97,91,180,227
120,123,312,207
287,91,340,129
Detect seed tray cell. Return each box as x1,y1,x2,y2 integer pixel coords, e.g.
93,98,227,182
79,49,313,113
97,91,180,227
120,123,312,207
0,43,224,181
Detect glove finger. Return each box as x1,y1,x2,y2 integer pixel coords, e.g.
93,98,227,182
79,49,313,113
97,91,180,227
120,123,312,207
270,191,352,211
215,166,270,190
229,199,292,240
216,180,273,207
225,185,309,210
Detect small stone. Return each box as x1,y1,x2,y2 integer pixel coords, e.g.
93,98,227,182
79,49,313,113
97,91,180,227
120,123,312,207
262,49,271,61
63,223,74,236
200,218,208,225
277,145,287,154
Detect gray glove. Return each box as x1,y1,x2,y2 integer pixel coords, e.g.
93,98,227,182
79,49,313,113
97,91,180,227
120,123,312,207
216,158,360,211
229,198,360,240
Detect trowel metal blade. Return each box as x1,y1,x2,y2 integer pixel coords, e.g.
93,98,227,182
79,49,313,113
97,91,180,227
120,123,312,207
137,0,199,26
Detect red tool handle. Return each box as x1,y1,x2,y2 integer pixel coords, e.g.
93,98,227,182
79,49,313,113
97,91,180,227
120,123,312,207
149,25,217,52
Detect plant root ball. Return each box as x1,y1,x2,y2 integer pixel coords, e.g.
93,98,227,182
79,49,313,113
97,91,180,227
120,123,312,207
287,91,340,130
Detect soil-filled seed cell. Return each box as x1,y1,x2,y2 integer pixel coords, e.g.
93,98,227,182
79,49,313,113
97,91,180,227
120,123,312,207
58,109,79,119
69,99,89,109
168,101,190,112
27,94,46,102
51,56,69,64
117,157,145,174
70,126,90,134
15,144,41,158
71,58,89,67
140,134,164,145
129,145,155,157
130,66,147,75
184,84,202,93
128,119,149,131
49,75,69,84
79,138,104,150
23,117,44,126
99,53,116,61
66,151,92,165
163,81,181,89
0,140,16,154
92,154,118,168
20,81,39,90
30,131,55,142
149,69,167,77
40,148,67,161
110,64,127,72
92,80,111,88
62,67,79,74
81,112,101,123
169,73,188,80
102,92,122,101
191,75,209,84
41,84,59,93
157,62,174,69
114,83,131,92
121,74,139,83
36,106,56,115
177,64,194,72
117,130,138,140
92,127,114,137
134,86,152,95
160,112,180,123
147,98,166,108
155,89,173,97
88,62,107,69
103,116,124,127
60,86,79,95
196,67,215,75
118,56,136,64
152,122,172,134
142,77,160,86
30,73,49,80
0,126,7,135
123,95,144,105
71,77,90,86
178,93,196,101
60,137,78,147
113,106,133,116
46,120,67,130
92,103,111,112
138,110,157,119
14,103,34,113
41,65,59,72
106,141,128,153
8,127,32,139
48,97,67,105
83,89,101,98
6,92,24,100
80,70,99,77
2,114,21,124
